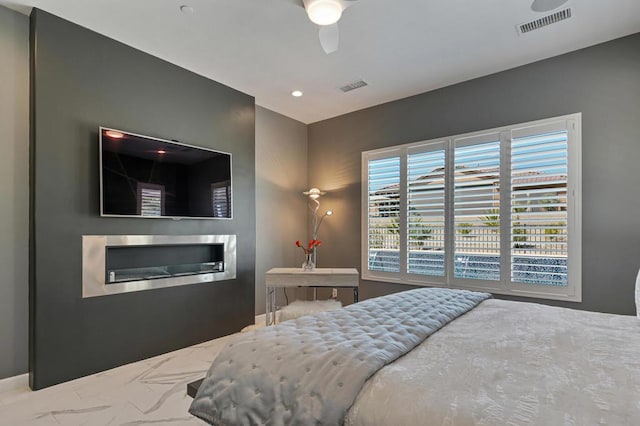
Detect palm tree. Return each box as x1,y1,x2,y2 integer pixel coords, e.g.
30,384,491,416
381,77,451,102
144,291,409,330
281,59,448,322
388,217,432,248
480,208,500,231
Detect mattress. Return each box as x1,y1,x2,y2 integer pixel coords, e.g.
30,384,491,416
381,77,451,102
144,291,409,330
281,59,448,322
345,299,640,425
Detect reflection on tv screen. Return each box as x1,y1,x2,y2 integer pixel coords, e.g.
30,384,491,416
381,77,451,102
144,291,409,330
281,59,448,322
100,128,232,219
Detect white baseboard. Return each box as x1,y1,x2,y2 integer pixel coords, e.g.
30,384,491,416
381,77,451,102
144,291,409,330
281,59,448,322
255,313,266,325
0,373,28,394
254,311,280,326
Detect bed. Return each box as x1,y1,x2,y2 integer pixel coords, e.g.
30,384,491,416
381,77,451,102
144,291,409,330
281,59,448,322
190,288,640,425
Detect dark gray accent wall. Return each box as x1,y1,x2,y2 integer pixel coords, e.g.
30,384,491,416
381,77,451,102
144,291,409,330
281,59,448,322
0,5,29,380
30,10,255,389
308,33,640,315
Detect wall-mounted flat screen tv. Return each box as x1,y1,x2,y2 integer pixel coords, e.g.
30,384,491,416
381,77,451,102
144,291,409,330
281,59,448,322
100,127,232,219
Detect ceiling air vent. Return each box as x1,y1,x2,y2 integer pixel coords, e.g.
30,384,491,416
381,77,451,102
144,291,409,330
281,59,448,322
339,80,368,93
518,8,572,34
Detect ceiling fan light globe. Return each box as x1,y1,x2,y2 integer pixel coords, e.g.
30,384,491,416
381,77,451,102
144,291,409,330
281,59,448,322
307,0,343,26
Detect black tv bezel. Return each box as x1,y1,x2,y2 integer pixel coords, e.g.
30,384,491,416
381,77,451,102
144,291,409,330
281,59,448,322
99,126,233,220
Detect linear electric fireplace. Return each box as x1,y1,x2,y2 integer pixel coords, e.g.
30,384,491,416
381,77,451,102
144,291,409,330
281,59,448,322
82,235,236,298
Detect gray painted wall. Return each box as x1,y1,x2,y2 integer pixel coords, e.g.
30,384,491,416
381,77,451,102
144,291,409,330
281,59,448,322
30,10,255,389
255,106,308,315
308,33,640,315
0,5,29,380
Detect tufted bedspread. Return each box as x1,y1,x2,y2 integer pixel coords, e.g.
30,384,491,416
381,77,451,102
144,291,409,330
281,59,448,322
345,298,640,425
189,288,490,425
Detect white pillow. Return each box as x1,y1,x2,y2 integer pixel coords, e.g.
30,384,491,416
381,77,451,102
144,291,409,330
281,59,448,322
636,269,640,320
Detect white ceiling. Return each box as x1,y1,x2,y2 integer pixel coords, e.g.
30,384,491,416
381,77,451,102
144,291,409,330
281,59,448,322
4,0,640,124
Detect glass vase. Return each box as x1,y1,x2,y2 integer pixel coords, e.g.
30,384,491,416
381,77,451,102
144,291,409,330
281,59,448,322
302,253,315,271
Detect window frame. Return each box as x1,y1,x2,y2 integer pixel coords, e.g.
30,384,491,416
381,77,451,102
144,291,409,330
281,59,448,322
361,113,582,302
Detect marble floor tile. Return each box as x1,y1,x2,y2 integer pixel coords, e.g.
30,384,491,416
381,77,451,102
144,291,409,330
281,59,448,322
0,331,245,425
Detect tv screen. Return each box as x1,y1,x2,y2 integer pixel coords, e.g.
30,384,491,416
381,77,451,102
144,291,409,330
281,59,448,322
100,127,232,219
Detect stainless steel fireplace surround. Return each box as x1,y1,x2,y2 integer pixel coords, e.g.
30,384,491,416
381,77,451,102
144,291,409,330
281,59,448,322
82,235,236,298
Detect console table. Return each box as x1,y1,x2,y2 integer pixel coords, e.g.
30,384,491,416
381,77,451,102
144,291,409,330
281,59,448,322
265,268,359,326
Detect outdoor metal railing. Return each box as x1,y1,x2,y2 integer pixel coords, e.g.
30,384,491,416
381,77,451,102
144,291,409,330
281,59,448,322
369,225,566,256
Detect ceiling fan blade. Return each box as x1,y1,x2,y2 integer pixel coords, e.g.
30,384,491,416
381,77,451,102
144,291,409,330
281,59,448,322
339,0,358,8
530,0,568,12
318,23,339,54
282,0,305,8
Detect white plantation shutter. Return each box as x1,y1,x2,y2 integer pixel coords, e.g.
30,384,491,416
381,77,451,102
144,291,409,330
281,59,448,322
454,136,501,281
361,114,581,302
366,155,401,273
407,144,446,277
510,128,569,286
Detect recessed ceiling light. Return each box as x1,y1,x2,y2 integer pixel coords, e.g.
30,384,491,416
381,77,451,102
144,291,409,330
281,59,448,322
180,5,194,14
291,90,303,97
157,150,166,154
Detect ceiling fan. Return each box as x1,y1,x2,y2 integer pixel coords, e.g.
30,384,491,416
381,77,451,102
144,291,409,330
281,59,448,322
299,0,359,54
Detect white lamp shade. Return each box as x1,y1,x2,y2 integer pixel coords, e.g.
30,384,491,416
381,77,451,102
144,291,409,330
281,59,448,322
304,187,326,199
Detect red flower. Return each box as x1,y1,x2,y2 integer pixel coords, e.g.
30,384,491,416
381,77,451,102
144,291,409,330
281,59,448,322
295,239,321,254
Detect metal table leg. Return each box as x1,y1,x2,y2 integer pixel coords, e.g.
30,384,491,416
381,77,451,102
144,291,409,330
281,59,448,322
266,286,276,326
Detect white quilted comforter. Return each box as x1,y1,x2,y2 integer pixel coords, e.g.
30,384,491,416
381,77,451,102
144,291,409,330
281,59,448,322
345,298,640,425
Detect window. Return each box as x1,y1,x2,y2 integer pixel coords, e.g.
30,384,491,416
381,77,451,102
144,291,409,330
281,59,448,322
407,144,446,276
362,114,581,301
367,156,401,272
